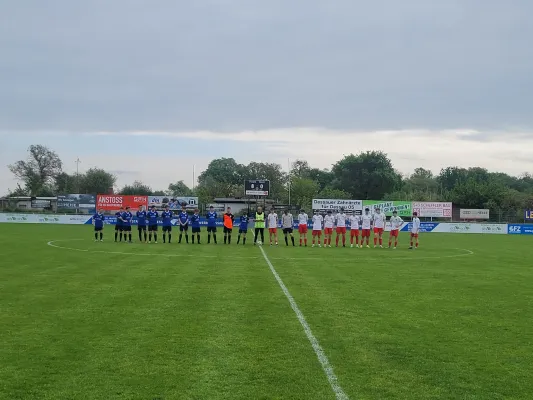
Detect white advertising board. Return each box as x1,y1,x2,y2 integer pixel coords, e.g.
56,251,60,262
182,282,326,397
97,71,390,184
0,213,91,224
432,223,507,234
412,202,452,218
460,209,490,219
312,199,363,213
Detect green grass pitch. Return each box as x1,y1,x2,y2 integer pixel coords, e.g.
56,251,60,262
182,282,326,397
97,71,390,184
1,224,532,399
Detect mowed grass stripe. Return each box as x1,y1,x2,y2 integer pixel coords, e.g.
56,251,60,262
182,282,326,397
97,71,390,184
0,225,333,399
264,234,533,399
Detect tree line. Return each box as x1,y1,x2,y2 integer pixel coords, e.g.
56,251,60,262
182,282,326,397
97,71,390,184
6,145,533,216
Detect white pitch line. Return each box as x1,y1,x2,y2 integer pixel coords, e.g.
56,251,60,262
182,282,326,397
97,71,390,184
257,245,349,400
46,240,474,262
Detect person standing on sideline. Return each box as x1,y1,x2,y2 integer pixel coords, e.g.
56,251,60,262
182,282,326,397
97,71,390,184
178,205,190,244
297,209,309,246
335,208,348,247
206,205,218,244
237,210,249,245
389,210,403,249
254,206,265,245
373,207,385,248
147,205,159,243
115,206,124,242
161,205,173,244
409,212,421,249
311,210,323,247
122,206,133,243
349,212,360,248
92,209,105,242
223,207,234,244
282,209,295,246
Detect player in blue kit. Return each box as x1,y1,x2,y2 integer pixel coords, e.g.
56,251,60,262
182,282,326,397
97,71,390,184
92,209,105,241
236,211,249,245
178,206,190,244
190,208,201,244
206,206,218,244
147,205,159,243
161,205,173,243
122,206,133,243
136,205,147,243
115,207,124,242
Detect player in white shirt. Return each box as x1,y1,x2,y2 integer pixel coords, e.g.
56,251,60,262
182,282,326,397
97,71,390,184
267,209,279,245
360,208,373,248
311,210,323,247
297,209,309,247
388,210,403,249
373,207,386,248
409,212,421,249
335,208,348,247
349,213,360,248
323,210,336,247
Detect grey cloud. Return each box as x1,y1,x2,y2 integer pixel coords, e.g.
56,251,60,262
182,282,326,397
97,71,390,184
1,0,533,132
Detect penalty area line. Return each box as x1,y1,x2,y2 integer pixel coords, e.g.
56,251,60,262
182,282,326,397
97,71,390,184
257,245,350,400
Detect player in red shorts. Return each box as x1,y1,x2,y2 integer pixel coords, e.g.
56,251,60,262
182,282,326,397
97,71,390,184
373,207,385,248
409,212,421,249
388,210,403,249
311,210,323,247
360,208,373,248
335,208,348,247
323,210,335,247
267,208,279,246
349,213,360,248
297,209,309,246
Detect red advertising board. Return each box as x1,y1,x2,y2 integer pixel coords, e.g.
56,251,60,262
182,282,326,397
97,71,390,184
96,195,148,211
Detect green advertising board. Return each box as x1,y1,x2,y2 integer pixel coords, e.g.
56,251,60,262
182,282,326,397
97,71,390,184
362,200,412,216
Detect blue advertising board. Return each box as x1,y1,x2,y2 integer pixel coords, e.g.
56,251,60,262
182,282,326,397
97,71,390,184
400,222,439,232
508,224,533,235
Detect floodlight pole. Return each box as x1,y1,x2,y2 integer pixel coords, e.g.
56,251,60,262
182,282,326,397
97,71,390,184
75,158,81,193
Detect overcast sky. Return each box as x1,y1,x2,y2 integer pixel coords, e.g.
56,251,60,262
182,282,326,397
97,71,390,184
1,0,532,193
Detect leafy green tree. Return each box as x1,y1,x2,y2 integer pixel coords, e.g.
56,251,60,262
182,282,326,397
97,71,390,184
81,168,116,194
289,178,319,210
198,158,245,186
119,180,152,195
244,161,287,201
331,151,401,199
8,145,63,195
318,187,351,200
168,180,193,197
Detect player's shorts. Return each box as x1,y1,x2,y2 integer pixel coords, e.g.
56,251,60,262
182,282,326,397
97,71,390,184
283,228,293,234
336,226,347,234
238,229,247,234
138,225,147,231
362,229,371,238
192,227,201,233
94,226,103,232
179,224,189,232
115,225,122,231
312,229,322,237
373,227,384,235
298,224,308,234
390,229,399,237
148,224,158,232
207,226,217,233
123,226,132,232
350,229,359,237
162,226,172,232
269,228,277,234
223,226,233,234
410,232,419,238
324,227,333,235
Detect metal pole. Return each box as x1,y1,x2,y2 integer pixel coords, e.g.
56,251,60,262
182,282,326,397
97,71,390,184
288,158,291,206
192,165,195,190
75,158,81,193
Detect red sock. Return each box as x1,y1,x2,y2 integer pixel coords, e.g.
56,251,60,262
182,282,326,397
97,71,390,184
379,237,383,245
410,241,413,247
388,240,391,247
356,236,359,245
342,236,346,245
374,237,377,245
416,242,419,248
350,236,354,244
304,238,307,244
336,236,339,246
395,241,398,247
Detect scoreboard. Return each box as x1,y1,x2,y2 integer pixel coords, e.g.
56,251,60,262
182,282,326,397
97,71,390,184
245,180,270,196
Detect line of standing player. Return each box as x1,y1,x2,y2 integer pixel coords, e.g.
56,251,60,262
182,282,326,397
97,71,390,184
92,205,421,249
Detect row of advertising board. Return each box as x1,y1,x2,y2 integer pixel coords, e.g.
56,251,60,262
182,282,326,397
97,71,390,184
95,195,199,210
312,199,453,218
3,212,530,234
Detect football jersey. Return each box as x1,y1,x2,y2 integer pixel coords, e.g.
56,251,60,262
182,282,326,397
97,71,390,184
178,211,189,224
190,214,201,228
239,215,249,230
361,214,373,229
373,212,385,229
115,211,123,226
206,211,217,227
324,215,335,229
147,210,159,225
136,211,147,226
349,215,360,229
390,216,403,230
282,213,293,229
268,213,278,228
312,214,323,230
335,213,347,227
411,217,421,233
122,211,132,226
161,211,173,226
298,213,308,225
93,212,105,228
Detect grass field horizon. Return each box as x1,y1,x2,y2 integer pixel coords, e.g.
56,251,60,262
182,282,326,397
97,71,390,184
1,224,532,399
